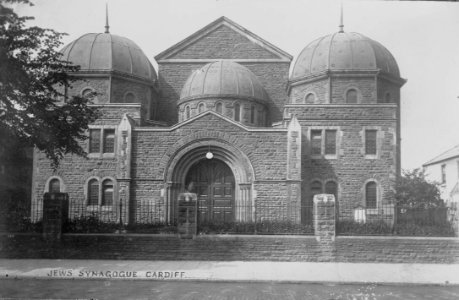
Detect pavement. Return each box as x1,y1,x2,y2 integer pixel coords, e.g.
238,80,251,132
1,259,459,285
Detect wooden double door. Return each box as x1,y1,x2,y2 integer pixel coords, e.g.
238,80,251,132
185,159,235,224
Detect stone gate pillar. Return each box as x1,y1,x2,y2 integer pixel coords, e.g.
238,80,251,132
313,194,336,241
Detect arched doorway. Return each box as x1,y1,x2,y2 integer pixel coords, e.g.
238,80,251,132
185,159,235,224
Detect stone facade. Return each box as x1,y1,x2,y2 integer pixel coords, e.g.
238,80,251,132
31,17,405,228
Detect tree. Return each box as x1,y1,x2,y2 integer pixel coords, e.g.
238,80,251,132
0,0,99,168
392,168,444,208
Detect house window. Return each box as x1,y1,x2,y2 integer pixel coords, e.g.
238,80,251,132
89,129,101,153
305,93,315,103
324,130,337,155
384,92,391,103
311,130,322,155
87,179,99,206
216,102,223,114
234,103,241,122
310,180,322,201
102,180,114,206
346,89,358,103
198,103,205,114
325,181,338,202
89,128,115,154
441,164,446,185
365,130,377,155
103,129,115,153
311,129,337,156
124,92,136,103
365,181,377,208
49,178,61,193
250,105,255,124
185,106,190,119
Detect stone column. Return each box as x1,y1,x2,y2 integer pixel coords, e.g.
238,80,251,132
287,116,302,223
116,114,134,225
313,194,336,261
313,194,336,241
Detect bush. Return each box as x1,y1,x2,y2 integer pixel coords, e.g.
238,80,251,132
63,215,119,233
395,223,455,237
337,220,393,235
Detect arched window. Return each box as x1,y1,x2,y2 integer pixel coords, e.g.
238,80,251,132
216,102,223,114
250,105,255,124
346,89,358,104
234,103,241,122
384,92,391,103
88,179,99,206
305,93,315,103
81,88,94,98
185,106,190,119
124,92,136,103
310,180,322,201
102,179,114,206
49,178,60,193
325,181,338,202
365,181,377,208
198,103,205,114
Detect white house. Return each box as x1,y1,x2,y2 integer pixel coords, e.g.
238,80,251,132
423,144,459,203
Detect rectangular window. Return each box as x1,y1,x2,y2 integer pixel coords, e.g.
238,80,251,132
102,183,113,206
311,130,322,155
441,164,446,184
324,130,337,155
365,130,377,155
103,129,115,153
89,129,101,153
88,181,99,206
365,182,377,208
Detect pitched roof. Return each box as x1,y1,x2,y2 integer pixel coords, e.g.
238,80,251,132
155,16,292,62
423,144,459,166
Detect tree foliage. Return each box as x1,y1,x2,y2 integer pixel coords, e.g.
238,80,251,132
0,0,99,168
392,168,444,208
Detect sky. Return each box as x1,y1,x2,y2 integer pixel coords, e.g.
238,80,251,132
14,0,459,170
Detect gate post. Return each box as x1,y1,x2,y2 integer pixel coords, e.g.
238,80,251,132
313,194,336,261
42,192,69,241
313,194,336,241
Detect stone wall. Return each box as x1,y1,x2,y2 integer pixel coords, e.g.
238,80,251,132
1,233,458,264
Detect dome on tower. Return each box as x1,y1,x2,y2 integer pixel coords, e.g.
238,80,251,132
290,32,400,81
60,33,156,82
179,60,269,104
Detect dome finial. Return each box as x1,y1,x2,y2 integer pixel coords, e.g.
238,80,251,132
104,3,110,33
339,1,344,33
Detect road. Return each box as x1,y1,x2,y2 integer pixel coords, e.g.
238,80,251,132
1,279,458,299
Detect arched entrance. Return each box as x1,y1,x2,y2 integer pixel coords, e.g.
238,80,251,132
185,159,235,224
164,139,255,224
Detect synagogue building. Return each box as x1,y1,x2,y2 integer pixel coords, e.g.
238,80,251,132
31,17,406,226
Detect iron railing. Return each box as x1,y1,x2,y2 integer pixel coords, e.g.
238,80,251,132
4,198,458,237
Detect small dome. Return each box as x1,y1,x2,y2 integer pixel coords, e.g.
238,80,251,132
291,32,400,80
179,60,269,104
60,33,156,82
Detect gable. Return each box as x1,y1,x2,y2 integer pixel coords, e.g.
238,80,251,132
156,17,292,62
170,25,278,60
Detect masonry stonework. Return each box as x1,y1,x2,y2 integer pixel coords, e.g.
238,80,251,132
32,17,406,233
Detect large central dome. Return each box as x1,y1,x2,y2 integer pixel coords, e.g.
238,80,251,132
179,60,269,104
291,32,400,80
60,33,156,82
